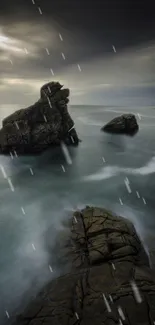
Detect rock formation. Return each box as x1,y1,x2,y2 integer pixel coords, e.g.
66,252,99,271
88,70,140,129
13,206,155,325
102,114,139,136
0,82,80,154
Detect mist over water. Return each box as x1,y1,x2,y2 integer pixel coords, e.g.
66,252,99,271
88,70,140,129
83,156,155,181
0,104,155,323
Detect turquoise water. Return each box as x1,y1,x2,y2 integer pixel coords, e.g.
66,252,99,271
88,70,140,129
0,105,155,323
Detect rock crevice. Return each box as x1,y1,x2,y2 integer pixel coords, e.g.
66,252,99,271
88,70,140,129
13,206,155,325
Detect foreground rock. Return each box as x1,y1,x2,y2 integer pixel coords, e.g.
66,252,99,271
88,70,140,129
102,114,139,135
0,82,80,154
13,206,155,325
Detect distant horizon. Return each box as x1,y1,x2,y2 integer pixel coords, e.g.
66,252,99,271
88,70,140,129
70,104,155,107
0,103,155,108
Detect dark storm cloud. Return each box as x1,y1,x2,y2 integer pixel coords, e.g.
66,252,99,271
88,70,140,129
41,0,155,48
0,0,155,109
1,0,155,50
1,0,155,67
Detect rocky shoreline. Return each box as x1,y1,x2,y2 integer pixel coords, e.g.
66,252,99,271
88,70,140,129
0,81,153,324
12,206,155,325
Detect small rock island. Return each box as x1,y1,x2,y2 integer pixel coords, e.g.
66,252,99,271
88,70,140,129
102,114,139,136
0,81,80,154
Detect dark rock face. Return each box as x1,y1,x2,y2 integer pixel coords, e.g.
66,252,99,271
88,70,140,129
14,206,155,325
102,114,139,136
0,82,80,154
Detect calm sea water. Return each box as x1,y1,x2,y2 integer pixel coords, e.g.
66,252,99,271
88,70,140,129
0,105,155,323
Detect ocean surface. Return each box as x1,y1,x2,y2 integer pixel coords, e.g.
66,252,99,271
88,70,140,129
0,104,155,323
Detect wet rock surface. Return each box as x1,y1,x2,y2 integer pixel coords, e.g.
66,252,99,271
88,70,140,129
102,114,139,135
13,206,155,325
0,82,80,154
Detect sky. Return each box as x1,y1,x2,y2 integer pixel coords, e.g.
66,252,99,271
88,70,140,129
0,0,155,112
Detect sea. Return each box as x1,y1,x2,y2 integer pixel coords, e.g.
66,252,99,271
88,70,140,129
0,104,155,324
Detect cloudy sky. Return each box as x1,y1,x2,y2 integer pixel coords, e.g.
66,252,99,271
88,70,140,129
0,0,155,112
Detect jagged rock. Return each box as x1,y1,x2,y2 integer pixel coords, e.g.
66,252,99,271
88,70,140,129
0,82,80,154
13,206,155,325
102,114,139,135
